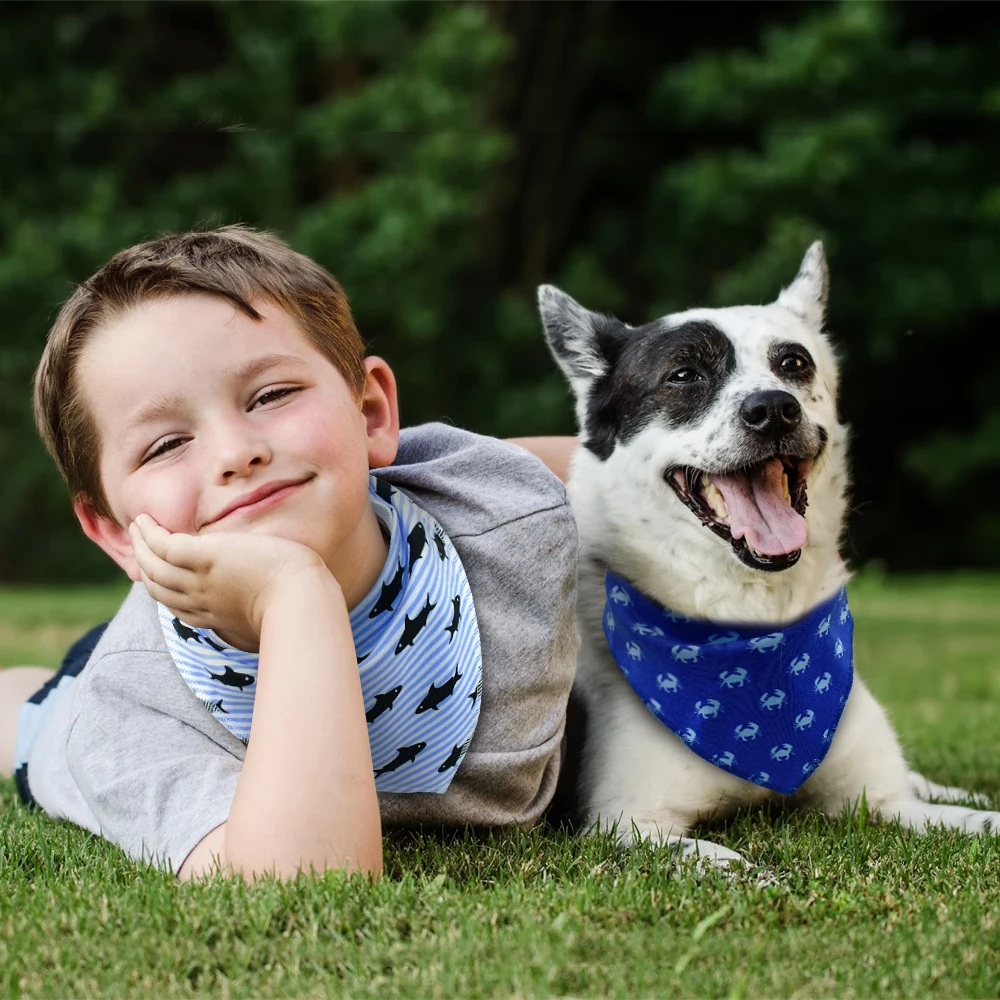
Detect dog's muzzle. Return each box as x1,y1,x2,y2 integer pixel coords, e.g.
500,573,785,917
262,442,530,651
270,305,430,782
665,453,814,572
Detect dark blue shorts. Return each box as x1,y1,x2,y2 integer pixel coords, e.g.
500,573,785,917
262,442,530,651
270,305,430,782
13,622,109,808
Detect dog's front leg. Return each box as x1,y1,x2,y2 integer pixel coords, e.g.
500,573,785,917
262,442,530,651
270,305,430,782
579,666,748,869
804,679,1000,835
801,676,912,817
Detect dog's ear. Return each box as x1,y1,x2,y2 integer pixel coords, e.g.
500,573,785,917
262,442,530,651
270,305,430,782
537,285,614,387
776,241,828,330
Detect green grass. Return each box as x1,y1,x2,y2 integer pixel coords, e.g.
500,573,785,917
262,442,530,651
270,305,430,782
2,575,1000,998
0,582,130,668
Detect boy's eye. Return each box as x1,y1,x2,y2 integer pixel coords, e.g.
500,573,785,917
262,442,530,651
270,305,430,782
143,438,183,463
253,386,300,408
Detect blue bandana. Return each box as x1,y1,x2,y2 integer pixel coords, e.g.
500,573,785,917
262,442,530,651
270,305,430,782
160,476,483,794
603,571,853,794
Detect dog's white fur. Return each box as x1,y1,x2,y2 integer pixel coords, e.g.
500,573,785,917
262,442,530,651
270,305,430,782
541,244,999,866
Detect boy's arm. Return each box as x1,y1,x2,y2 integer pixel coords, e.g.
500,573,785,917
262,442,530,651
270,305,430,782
131,518,381,881
182,566,381,880
506,437,578,483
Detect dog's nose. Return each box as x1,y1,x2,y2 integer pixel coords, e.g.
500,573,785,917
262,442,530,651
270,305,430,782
740,390,801,439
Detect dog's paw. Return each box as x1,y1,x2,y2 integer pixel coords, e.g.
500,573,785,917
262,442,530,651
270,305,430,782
584,815,747,869
620,825,746,870
669,837,746,870
908,770,992,808
891,799,1000,836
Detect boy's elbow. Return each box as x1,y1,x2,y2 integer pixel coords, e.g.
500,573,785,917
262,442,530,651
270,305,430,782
229,844,383,883
178,821,384,882
354,839,384,881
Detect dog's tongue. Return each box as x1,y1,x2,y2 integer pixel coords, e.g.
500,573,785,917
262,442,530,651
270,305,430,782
709,459,807,556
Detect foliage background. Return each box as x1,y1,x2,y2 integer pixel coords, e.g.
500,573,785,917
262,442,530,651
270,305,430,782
2,0,998,581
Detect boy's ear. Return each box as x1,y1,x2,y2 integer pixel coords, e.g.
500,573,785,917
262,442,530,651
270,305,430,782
74,499,142,581
360,356,400,469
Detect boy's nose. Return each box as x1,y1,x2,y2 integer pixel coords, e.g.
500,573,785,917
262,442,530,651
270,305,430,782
222,454,267,479
213,425,272,480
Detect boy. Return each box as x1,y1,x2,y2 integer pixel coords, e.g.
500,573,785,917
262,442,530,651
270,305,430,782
0,226,579,880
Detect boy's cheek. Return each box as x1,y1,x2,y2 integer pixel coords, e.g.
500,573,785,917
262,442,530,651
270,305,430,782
119,486,198,537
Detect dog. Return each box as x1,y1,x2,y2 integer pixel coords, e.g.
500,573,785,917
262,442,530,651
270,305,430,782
539,242,999,867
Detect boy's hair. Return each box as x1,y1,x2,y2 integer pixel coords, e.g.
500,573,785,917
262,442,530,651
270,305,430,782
33,225,367,522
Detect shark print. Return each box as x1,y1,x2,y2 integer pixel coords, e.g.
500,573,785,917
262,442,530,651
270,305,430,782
374,742,427,777
369,562,405,619
437,737,473,773
172,618,201,643
173,618,226,652
468,677,483,707
205,666,255,690
433,528,448,560
160,476,482,793
366,684,403,724
373,478,395,503
415,664,462,714
407,522,427,567
395,595,436,655
445,595,462,642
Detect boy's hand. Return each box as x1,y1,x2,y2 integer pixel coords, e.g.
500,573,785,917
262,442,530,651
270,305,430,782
129,514,328,651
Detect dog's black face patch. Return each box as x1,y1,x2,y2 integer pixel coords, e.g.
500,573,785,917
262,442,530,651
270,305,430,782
583,320,735,460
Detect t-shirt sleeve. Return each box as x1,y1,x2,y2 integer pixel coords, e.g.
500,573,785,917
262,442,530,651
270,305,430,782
37,649,244,873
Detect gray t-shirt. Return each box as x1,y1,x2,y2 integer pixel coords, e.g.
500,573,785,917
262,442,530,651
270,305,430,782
24,424,579,871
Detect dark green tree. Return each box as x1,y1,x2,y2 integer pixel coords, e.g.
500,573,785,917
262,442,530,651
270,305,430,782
562,1,1000,567
0,0,511,580
2,0,999,580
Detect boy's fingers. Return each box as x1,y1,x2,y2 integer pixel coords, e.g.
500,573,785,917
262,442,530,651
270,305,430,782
137,569,198,618
130,523,197,593
134,514,207,571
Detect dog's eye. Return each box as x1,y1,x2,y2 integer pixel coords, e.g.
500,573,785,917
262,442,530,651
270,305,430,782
779,353,810,373
667,368,702,384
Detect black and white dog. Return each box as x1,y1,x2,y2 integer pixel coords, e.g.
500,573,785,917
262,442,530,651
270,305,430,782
540,243,999,867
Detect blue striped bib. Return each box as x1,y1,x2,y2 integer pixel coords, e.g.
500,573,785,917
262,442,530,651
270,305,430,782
159,476,483,793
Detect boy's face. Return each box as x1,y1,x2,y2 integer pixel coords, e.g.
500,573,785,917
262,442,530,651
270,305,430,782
74,294,399,588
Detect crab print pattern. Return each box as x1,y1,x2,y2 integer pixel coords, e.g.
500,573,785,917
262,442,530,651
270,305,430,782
603,570,855,794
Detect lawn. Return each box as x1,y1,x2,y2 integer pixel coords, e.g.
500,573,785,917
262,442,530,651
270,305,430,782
2,575,999,998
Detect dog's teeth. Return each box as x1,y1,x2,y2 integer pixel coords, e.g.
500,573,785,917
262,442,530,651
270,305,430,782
702,480,729,522
782,472,791,504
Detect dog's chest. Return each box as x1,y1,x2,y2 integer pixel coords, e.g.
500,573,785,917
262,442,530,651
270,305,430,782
605,576,853,792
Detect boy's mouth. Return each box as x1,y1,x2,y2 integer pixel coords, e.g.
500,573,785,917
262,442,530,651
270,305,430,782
208,476,312,525
665,456,811,572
